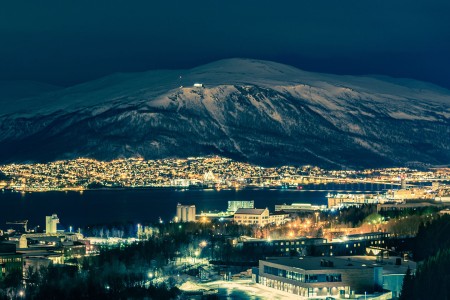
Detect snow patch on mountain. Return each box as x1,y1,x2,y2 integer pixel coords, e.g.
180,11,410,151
0,58,449,167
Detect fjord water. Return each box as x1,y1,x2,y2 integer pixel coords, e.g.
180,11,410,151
1,184,382,229
1,189,332,229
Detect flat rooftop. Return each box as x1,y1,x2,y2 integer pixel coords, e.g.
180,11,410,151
262,256,416,273
341,256,416,274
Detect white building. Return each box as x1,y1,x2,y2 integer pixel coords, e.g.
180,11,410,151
254,255,414,298
228,200,254,212
45,214,59,234
269,212,290,225
176,204,196,222
275,203,326,213
234,208,269,227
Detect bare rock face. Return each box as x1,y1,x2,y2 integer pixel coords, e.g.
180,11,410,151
1,59,449,168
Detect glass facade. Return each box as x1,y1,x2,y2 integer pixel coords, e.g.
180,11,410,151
263,265,341,283
259,275,348,297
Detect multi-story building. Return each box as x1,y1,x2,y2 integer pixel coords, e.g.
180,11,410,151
234,208,269,226
0,243,23,280
176,204,196,222
45,214,59,234
314,232,391,257
243,237,326,258
386,188,434,201
253,256,407,298
274,203,326,213
268,212,290,225
377,202,439,213
227,200,254,213
327,193,381,209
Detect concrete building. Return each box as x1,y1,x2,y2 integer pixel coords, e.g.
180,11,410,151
18,232,83,249
0,243,23,280
274,203,326,213
327,193,381,209
268,212,290,225
439,209,450,215
227,200,254,212
234,208,269,226
253,256,404,298
377,202,440,213
23,257,52,273
243,237,326,258
314,232,391,257
176,204,196,222
343,255,416,299
386,188,434,201
45,214,59,234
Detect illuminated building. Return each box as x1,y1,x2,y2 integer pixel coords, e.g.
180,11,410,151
243,237,326,258
233,208,269,226
253,255,411,298
227,200,254,212
176,204,196,222
45,214,59,234
268,212,290,225
274,203,326,213
0,243,23,280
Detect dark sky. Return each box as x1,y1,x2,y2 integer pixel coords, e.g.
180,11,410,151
1,0,450,88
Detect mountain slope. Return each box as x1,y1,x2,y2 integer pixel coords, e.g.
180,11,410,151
0,59,449,168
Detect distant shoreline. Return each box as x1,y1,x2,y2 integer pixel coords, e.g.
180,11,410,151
2,184,382,194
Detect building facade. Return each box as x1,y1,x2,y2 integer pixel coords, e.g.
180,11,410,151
254,256,379,298
45,214,59,234
243,237,326,258
0,243,23,280
227,200,254,212
176,204,196,222
274,203,326,213
268,212,290,225
234,208,269,226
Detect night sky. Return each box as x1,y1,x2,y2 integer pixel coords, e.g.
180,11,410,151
1,0,450,88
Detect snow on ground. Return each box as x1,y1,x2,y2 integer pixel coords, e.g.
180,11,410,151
199,279,304,299
2,58,449,118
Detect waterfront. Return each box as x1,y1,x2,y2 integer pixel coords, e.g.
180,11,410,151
1,188,332,229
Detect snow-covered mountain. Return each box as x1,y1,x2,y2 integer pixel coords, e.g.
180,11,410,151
0,58,449,168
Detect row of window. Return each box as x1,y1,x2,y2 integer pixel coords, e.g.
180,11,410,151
263,266,342,283
370,240,385,245
345,243,361,248
259,276,348,297
0,257,22,263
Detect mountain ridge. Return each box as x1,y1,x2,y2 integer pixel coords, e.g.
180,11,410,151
0,58,449,168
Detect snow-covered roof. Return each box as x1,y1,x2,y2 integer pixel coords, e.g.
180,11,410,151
234,208,267,215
